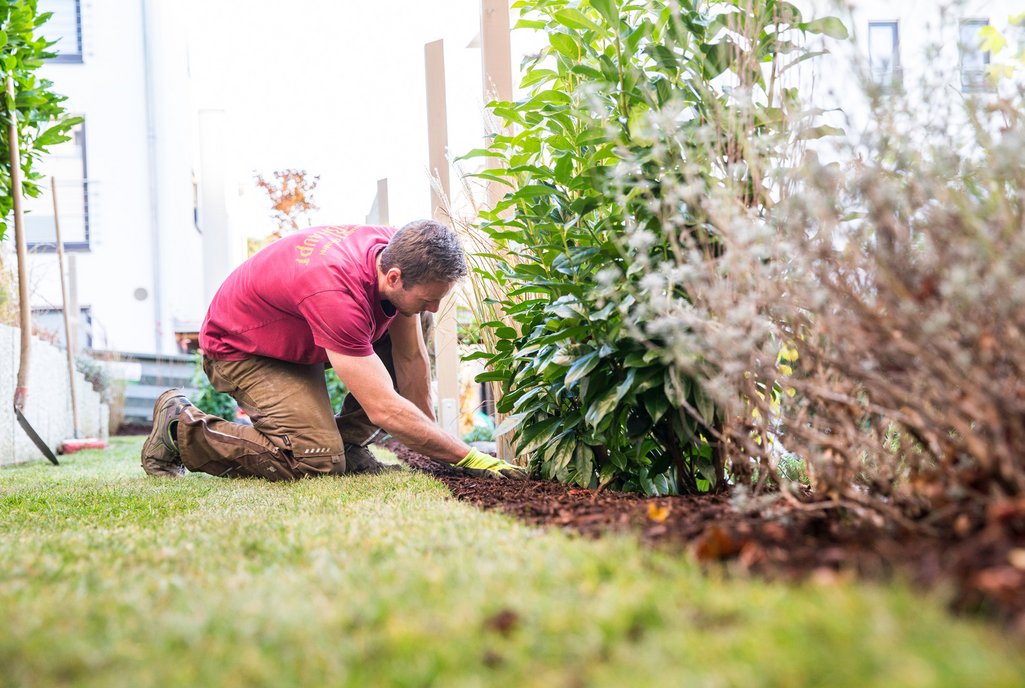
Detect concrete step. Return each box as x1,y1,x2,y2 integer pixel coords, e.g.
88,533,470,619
88,350,204,424
123,384,201,423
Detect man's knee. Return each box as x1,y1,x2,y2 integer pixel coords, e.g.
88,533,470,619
293,453,347,478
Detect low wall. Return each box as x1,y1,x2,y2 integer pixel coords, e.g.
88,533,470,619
0,324,109,466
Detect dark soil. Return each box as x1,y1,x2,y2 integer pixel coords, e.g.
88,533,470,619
384,440,1025,630
115,422,153,436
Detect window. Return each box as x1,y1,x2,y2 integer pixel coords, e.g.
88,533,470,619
868,21,901,88
25,118,90,251
30,306,93,351
960,19,991,92
38,0,82,63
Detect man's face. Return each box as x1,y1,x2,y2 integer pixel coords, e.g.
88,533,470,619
387,279,453,317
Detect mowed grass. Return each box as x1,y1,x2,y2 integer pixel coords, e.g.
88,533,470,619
1,438,1022,688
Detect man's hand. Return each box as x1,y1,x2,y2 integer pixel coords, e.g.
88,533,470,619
455,448,526,480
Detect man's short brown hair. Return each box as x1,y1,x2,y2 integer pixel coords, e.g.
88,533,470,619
380,220,468,287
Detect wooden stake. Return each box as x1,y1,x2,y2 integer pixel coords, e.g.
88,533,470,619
480,0,515,460
52,176,81,438
425,40,461,438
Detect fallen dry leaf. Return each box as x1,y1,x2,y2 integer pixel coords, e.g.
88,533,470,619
483,608,520,637
647,502,670,523
694,525,744,562
972,567,1025,604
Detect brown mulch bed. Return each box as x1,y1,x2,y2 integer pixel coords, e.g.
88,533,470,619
115,423,153,436
384,440,1025,630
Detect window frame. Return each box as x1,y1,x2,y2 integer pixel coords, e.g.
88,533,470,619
867,20,902,89
44,0,83,64
959,18,992,93
29,305,94,350
26,117,92,253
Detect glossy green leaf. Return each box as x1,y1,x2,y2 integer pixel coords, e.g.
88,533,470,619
514,18,547,30
554,8,602,33
565,350,601,387
694,387,715,427
549,32,581,60
590,0,619,29
456,147,505,161
513,184,561,199
797,124,845,140
516,415,563,450
495,326,519,340
573,444,594,486
520,68,559,88
585,386,621,429
474,371,509,383
549,435,576,473
800,16,849,40
494,412,530,438
642,389,669,424
776,2,803,24
648,44,678,71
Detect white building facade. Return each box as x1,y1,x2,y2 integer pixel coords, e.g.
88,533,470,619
802,1,1024,131
24,0,240,356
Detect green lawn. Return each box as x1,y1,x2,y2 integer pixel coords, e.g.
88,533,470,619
1,437,1022,687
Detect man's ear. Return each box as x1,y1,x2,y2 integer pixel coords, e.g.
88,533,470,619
386,267,403,288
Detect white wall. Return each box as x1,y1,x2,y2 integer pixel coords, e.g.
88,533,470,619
0,324,108,466
800,1,1023,141
28,0,202,355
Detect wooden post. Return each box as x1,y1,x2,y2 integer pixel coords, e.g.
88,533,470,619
480,0,513,210
480,0,513,106
67,254,80,349
480,1,515,459
365,178,390,225
52,177,81,438
425,39,461,437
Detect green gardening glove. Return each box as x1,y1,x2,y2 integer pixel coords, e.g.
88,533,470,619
455,448,526,480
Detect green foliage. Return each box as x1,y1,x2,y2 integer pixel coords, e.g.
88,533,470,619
74,353,112,403
1,0,82,240
462,421,495,444
191,357,238,419
325,367,347,411
469,0,841,494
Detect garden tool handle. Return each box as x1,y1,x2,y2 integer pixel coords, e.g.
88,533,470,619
6,75,33,410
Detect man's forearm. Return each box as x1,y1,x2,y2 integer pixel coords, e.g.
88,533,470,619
375,396,466,463
394,353,434,420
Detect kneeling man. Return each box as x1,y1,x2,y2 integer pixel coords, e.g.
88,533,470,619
141,220,522,481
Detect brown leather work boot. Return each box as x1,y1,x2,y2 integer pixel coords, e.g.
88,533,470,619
140,389,193,477
344,443,401,475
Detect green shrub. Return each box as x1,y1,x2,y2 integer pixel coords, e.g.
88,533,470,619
466,0,842,494
325,367,347,411
191,358,238,420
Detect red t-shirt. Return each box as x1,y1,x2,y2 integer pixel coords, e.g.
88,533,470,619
200,225,397,363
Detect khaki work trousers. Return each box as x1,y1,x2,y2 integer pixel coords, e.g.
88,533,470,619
176,334,398,481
